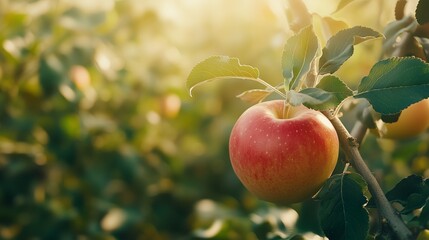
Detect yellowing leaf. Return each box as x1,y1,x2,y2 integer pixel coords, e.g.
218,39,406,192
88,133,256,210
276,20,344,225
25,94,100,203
313,14,349,47
236,89,272,104
286,0,312,33
335,0,356,13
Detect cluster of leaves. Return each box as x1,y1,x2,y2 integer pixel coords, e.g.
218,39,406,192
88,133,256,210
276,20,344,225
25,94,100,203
188,28,429,117
187,0,429,239
368,175,429,226
2,1,282,239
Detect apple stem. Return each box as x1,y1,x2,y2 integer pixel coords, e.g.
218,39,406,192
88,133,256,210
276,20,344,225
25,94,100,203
322,110,413,240
282,101,291,119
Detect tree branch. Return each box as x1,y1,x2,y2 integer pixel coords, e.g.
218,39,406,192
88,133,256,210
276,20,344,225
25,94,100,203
322,111,413,240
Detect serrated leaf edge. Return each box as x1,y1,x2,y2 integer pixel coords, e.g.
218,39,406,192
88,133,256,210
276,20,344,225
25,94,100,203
355,57,429,114
282,25,319,90
416,0,429,25
186,56,260,96
319,26,383,74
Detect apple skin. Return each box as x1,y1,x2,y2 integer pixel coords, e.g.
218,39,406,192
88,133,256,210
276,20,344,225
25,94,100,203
381,99,429,140
417,229,429,240
229,100,339,204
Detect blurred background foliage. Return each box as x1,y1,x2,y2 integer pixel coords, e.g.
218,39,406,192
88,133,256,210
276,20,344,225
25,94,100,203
0,0,428,239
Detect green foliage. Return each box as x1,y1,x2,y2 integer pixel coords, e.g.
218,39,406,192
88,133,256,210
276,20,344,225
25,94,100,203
366,174,429,235
315,173,369,240
282,25,319,90
1,1,270,239
39,55,65,96
379,175,429,214
186,1,429,236
420,199,429,227
287,90,332,109
292,75,353,110
318,26,382,75
3,0,429,239
355,57,429,114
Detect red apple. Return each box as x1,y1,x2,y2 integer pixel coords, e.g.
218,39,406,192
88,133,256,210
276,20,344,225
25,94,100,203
229,100,339,204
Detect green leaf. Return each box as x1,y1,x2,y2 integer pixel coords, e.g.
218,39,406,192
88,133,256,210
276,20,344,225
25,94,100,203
416,0,429,25
380,112,401,123
384,175,423,204
288,76,353,110
282,25,319,90
368,175,429,213
39,55,65,96
304,76,352,110
401,193,427,214
187,56,259,96
319,26,383,74
315,173,369,240
312,14,348,46
355,57,429,115
419,199,429,227
236,89,272,104
287,90,331,107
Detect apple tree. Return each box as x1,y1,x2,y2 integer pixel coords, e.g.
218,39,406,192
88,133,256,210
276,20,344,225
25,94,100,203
187,0,429,239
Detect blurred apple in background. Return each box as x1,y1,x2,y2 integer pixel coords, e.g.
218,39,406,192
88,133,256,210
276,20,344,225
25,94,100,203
417,229,429,240
69,65,91,90
379,99,429,140
159,93,181,118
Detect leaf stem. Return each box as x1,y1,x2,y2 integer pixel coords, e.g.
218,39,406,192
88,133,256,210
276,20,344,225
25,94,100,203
322,110,413,240
333,96,352,118
342,162,350,174
252,78,287,99
189,76,287,99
